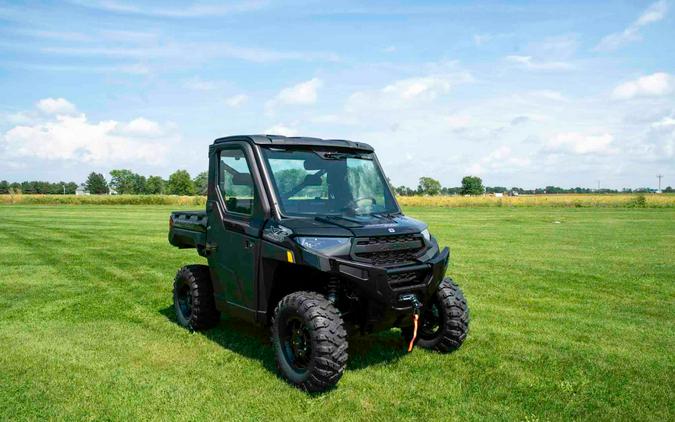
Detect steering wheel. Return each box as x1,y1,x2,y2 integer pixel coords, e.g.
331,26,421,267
341,196,377,214
353,196,377,206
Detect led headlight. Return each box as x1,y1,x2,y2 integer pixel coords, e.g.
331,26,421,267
421,228,431,242
295,237,351,256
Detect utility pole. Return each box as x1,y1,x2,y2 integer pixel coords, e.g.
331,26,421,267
657,174,663,192
62,183,65,195
597,180,600,193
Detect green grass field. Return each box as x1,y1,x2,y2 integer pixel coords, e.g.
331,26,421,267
0,205,673,420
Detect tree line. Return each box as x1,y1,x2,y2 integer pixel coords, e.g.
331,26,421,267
0,169,207,196
396,176,673,196
83,170,208,195
1,172,671,196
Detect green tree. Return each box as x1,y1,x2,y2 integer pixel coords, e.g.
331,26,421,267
167,170,195,195
133,174,147,194
192,171,208,195
0,180,9,194
20,181,36,194
146,176,165,194
85,172,109,194
486,186,508,193
460,176,484,195
109,169,137,194
64,182,78,194
275,168,307,196
417,177,442,196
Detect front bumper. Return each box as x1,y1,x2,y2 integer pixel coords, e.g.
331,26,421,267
300,246,450,310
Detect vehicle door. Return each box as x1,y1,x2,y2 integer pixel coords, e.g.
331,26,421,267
206,143,262,317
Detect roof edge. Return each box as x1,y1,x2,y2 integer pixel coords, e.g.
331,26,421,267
213,134,374,152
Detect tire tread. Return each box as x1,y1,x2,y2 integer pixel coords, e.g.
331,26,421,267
173,264,220,331
271,291,348,392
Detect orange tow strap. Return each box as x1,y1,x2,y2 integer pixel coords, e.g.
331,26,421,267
407,313,419,352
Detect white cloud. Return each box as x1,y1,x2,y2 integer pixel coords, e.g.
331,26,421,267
612,72,673,100
1,103,175,165
639,113,675,160
116,117,164,137
36,98,76,115
2,62,150,74
224,94,248,107
382,75,460,99
528,90,568,102
12,28,92,42
505,55,573,71
68,0,267,17
265,124,298,136
532,35,579,59
651,115,675,128
465,146,532,175
595,0,668,51
546,132,616,155
274,78,322,105
31,42,338,64
445,114,472,128
383,46,397,53
346,72,473,112
2,111,33,125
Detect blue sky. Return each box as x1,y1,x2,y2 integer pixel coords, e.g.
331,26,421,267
1,0,674,189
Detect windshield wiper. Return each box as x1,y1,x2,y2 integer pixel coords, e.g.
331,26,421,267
371,212,400,219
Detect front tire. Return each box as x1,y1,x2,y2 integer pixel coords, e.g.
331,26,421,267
403,278,469,352
173,265,220,331
271,291,348,392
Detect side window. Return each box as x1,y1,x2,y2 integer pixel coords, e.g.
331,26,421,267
219,148,256,215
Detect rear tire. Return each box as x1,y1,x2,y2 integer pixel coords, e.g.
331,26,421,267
403,278,469,352
173,265,220,331
271,291,348,392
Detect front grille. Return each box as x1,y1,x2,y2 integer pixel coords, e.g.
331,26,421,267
387,270,428,292
352,234,425,266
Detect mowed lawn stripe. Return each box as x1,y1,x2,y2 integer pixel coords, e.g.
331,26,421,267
0,205,673,420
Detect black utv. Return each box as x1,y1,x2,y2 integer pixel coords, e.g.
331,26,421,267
168,135,469,392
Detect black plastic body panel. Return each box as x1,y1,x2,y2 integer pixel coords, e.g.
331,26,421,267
168,134,452,333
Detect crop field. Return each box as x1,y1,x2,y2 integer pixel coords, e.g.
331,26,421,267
2,193,674,208
0,205,673,420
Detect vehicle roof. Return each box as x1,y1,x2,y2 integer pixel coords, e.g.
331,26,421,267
213,134,374,152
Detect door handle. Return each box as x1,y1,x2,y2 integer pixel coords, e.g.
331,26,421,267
244,239,255,249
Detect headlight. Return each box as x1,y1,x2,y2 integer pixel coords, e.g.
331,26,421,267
295,237,351,256
421,228,431,242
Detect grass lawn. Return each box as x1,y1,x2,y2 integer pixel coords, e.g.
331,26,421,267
0,205,673,420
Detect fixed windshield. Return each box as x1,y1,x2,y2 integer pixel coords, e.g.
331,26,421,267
261,148,399,217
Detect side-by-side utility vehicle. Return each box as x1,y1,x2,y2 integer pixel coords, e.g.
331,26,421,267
168,135,469,392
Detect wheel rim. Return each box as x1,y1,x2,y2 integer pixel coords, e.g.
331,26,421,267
419,301,442,340
280,315,312,372
176,284,192,319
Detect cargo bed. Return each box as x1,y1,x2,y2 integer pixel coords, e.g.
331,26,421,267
168,211,207,250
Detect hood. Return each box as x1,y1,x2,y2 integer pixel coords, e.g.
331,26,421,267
279,214,427,238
